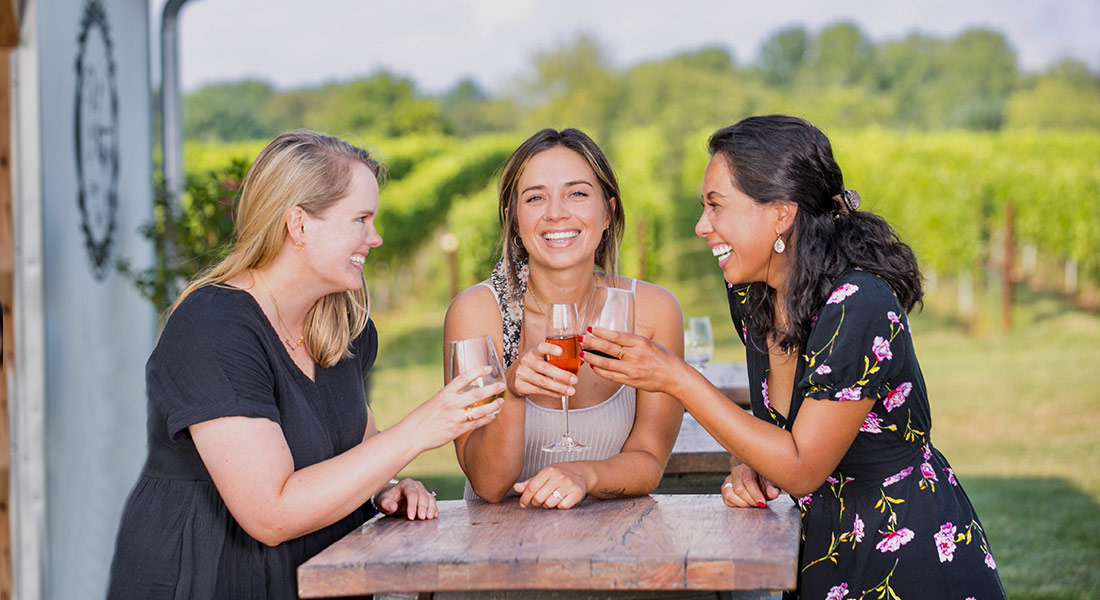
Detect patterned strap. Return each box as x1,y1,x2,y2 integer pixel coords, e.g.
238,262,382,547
489,256,526,368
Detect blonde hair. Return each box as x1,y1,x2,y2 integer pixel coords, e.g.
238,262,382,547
498,128,624,294
173,130,383,367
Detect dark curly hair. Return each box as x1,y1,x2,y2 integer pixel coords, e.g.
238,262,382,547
708,115,923,353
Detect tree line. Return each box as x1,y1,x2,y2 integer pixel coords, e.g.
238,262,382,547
182,21,1100,146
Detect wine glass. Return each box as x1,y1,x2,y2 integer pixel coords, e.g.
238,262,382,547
542,303,584,452
582,286,635,359
447,335,505,415
684,316,715,371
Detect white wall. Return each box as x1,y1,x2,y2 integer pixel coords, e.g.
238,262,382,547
33,0,155,597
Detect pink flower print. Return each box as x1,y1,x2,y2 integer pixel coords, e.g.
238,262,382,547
922,443,932,461
826,476,839,485
883,382,912,412
727,282,733,289
835,386,862,402
827,283,859,304
875,527,915,552
797,494,813,511
761,378,772,410
861,412,883,433
934,522,957,562
872,336,893,361
811,313,819,327
920,462,937,481
944,467,958,486
985,552,997,570
826,583,850,600
816,364,832,375
883,466,913,487
852,514,865,542
887,311,904,329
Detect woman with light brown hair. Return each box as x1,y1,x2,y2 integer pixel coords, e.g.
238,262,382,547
445,128,684,509
107,130,503,599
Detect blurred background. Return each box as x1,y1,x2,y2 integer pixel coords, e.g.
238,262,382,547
3,0,1098,598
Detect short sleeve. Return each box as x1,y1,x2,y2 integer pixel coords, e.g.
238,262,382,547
799,273,911,403
354,318,379,374
148,290,281,440
726,283,753,345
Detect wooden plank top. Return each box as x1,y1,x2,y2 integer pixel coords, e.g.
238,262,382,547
298,495,799,598
665,412,736,475
700,362,750,408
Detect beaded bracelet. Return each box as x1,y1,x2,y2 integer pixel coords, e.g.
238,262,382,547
370,479,401,513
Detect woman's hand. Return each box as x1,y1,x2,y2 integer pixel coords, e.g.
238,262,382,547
506,342,578,400
580,326,686,394
399,366,505,452
513,462,594,509
721,464,782,508
374,478,439,520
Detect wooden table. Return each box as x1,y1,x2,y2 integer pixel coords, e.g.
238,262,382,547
700,362,749,408
658,413,737,494
298,494,798,600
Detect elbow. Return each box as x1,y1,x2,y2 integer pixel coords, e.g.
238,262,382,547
238,517,295,547
470,482,508,504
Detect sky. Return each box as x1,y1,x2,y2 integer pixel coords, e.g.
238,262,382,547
155,0,1100,94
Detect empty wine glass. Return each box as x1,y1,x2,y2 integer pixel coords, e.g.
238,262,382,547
542,303,584,452
684,316,715,371
448,335,505,415
582,286,635,359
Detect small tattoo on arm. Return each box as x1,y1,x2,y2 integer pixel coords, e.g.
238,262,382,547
594,487,629,499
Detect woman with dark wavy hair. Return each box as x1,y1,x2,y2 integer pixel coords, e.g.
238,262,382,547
585,116,1006,598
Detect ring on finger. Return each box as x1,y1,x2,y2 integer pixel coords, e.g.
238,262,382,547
552,490,564,500
465,407,473,422
722,482,734,490
429,491,437,497
616,349,626,359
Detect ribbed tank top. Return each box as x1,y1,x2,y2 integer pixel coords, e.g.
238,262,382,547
463,279,639,501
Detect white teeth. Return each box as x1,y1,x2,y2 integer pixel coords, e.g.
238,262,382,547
350,255,365,267
542,231,579,241
711,244,732,258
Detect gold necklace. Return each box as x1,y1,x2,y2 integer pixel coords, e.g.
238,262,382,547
528,272,600,314
255,271,305,350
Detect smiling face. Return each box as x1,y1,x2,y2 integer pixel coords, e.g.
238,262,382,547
514,146,613,271
697,155,794,287
298,162,383,294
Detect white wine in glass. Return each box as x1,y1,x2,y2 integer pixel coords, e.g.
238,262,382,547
684,316,715,371
448,335,505,414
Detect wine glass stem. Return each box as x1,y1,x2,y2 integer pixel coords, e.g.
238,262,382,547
560,394,570,438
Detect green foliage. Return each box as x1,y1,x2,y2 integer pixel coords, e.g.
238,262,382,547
182,79,277,142
1006,59,1100,130
369,134,522,270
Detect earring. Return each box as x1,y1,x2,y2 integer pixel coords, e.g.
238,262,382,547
513,234,524,249
294,236,306,251
773,235,786,254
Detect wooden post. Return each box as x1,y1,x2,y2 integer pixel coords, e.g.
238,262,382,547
1002,203,1014,333
0,42,15,600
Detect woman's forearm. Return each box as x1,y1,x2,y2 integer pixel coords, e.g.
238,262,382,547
455,393,527,502
577,450,666,499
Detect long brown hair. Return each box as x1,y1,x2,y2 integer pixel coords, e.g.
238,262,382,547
497,128,624,294
173,130,383,367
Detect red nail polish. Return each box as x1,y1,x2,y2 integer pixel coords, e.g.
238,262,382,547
578,335,584,343
579,351,586,358
586,326,593,332
757,501,767,508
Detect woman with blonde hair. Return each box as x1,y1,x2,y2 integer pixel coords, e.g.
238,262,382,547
445,128,683,509
107,130,503,599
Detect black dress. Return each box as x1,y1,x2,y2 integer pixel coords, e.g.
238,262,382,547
727,271,1006,600
107,285,378,599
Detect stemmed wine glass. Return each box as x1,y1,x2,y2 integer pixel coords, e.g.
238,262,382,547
542,303,584,452
448,335,505,415
684,316,715,371
582,286,636,358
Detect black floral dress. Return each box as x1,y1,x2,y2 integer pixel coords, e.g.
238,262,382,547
727,271,1006,600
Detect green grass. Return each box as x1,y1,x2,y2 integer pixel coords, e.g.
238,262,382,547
367,280,1100,599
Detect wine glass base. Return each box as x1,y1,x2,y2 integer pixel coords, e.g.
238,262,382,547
541,437,587,453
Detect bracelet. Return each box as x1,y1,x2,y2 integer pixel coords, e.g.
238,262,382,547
370,479,402,513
